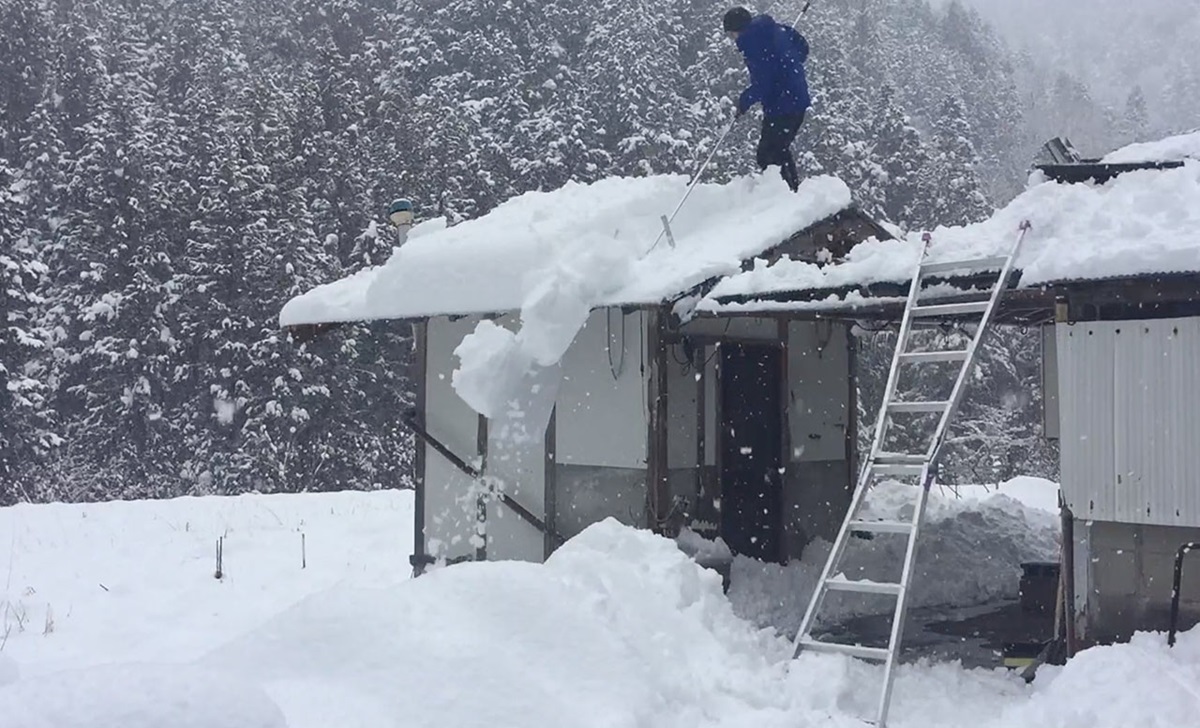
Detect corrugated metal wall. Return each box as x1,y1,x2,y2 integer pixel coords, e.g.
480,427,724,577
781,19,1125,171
1058,317,1200,527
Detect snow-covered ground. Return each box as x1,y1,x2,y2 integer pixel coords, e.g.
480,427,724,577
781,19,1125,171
729,477,1062,637
1,484,1196,728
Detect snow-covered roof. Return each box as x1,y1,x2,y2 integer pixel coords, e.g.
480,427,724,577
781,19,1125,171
700,147,1200,314
1102,128,1200,164
279,174,853,327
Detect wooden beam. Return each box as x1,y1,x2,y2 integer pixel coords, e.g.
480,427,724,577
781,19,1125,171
410,321,434,576
544,407,558,560
646,307,672,535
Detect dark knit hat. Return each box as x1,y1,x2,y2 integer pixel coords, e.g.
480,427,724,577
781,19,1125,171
723,6,753,32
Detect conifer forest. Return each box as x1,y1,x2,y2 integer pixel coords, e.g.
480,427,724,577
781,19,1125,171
3,0,1197,503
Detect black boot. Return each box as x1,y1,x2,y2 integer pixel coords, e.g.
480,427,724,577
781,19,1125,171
781,154,800,193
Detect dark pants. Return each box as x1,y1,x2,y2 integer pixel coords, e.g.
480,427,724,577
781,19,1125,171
757,112,805,192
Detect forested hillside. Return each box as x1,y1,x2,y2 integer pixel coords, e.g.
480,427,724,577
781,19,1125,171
1,0,1136,502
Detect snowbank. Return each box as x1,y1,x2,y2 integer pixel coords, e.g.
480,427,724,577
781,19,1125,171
0,664,287,728
0,654,17,687
279,172,852,326
198,520,792,728
701,157,1200,310
729,479,1061,636
3,486,1196,728
1102,128,1200,164
0,490,414,677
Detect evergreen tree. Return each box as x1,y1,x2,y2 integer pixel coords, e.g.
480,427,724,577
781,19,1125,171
0,162,57,500
1120,86,1149,144
927,95,992,225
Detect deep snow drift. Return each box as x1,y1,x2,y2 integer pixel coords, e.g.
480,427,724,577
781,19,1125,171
1,487,1196,728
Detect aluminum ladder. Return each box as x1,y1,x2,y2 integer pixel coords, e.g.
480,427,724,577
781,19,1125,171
790,220,1032,727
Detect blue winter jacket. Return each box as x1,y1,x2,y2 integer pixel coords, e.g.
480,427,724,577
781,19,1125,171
736,14,811,117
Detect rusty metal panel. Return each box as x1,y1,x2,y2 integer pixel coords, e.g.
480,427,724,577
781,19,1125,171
1058,318,1200,527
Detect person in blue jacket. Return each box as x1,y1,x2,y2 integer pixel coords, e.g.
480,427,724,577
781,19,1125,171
724,6,811,192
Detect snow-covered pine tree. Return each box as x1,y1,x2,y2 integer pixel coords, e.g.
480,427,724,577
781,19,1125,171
0,162,58,501
927,95,992,226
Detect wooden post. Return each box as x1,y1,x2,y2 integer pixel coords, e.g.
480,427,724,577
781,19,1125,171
544,407,558,560
646,308,671,535
410,319,432,577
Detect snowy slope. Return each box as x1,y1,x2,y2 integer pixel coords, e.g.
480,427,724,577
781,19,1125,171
279,173,852,326
701,156,1200,310
2,487,1196,728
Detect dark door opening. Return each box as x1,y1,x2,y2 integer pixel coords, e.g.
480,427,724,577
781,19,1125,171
719,343,783,563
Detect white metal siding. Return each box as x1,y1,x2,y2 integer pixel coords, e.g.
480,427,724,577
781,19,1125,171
1058,318,1200,527
424,315,486,563
556,308,648,468
1041,324,1060,440
484,315,548,562
787,321,851,462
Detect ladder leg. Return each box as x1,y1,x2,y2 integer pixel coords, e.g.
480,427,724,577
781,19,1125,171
875,477,933,727
790,222,1033,727
793,462,878,655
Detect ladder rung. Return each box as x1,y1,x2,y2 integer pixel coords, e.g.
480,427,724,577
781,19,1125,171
796,638,890,662
871,462,925,477
874,451,927,464
920,256,1009,275
849,520,913,535
899,349,970,364
888,401,950,414
827,577,904,596
911,301,990,317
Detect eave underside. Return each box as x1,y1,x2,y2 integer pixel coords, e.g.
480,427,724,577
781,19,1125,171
705,272,1200,326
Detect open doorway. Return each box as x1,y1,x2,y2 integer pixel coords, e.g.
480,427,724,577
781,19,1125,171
719,343,784,563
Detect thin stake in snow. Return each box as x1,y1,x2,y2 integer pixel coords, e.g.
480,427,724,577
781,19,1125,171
214,537,224,580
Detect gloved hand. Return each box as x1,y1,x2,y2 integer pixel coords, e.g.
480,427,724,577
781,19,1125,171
733,91,751,120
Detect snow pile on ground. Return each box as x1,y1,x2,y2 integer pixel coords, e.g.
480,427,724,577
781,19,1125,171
0,664,287,728
0,653,17,687
702,155,1200,310
198,521,794,728
279,172,852,327
729,478,1061,637
0,490,413,677
2,486,1196,728
1103,128,1200,164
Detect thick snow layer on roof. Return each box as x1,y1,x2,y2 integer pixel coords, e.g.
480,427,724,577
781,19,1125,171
1102,128,1200,164
279,173,852,326
702,159,1200,310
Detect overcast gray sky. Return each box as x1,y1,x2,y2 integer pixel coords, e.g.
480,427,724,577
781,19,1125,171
933,0,1199,132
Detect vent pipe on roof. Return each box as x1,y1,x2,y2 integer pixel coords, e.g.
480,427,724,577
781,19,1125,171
388,198,415,247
